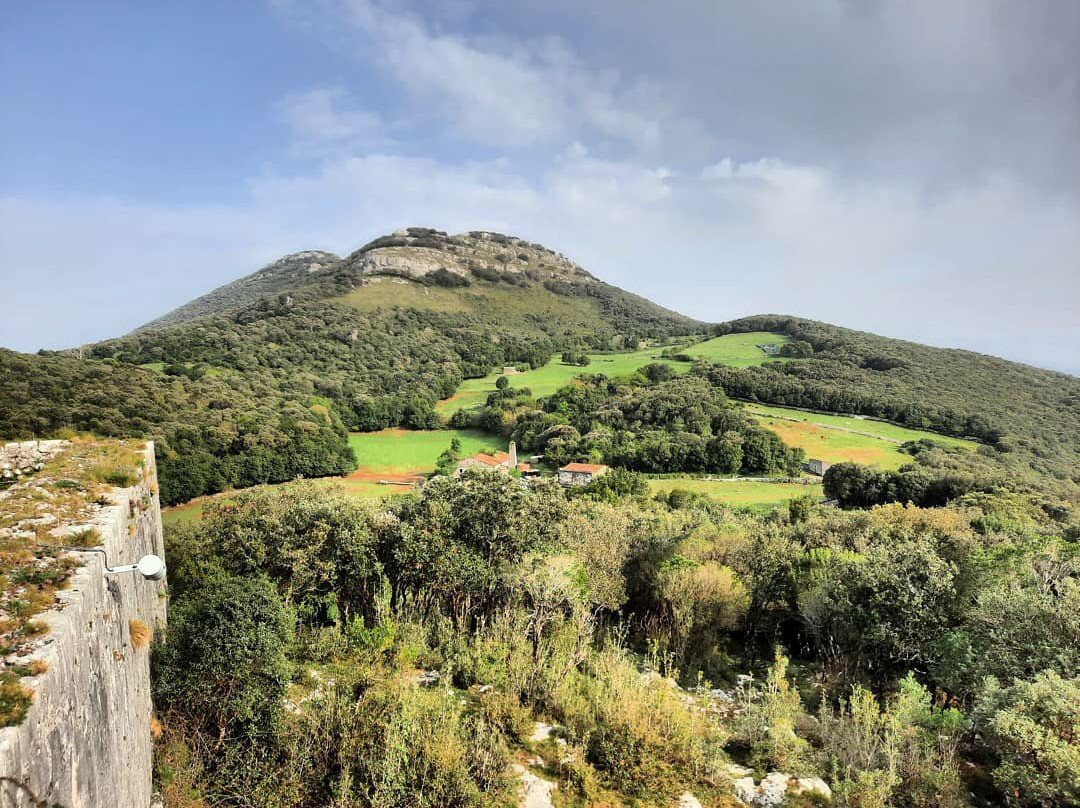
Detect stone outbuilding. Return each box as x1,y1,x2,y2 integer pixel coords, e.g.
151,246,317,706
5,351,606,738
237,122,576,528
557,462,610,487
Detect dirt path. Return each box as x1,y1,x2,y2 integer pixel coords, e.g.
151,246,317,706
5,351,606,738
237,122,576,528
343,469,425,485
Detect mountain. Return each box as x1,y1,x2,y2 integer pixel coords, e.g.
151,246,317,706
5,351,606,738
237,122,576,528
1,227,1076,508
139,250,341,330
138,227,700,337
2,229,701,504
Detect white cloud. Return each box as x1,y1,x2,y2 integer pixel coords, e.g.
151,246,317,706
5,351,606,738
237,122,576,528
318,0,710,153
277,86,386,153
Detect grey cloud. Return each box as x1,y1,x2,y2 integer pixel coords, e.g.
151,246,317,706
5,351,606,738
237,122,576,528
460,0,1080,192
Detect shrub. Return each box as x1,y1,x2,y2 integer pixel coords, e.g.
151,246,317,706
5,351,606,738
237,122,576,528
818,675,966,808
554,644,727,798
89,463,137,488
152,575,293,740
732,652,812,773
0,674,33,727
974,671,1080,807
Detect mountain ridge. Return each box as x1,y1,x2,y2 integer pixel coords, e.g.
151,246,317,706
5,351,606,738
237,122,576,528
138,249,342,331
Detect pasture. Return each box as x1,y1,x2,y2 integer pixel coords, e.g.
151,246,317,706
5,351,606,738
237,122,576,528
647,477,823,508
745,403,979,450
347,428,500,479
682,331,792,366
163,428,502,526
435,348,693,415
746,404,978,471
435,331,792,415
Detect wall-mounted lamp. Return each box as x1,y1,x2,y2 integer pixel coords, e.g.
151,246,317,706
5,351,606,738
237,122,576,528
38,545,167,581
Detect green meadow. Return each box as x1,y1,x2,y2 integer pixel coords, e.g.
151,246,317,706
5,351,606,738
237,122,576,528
744,403,980,449
435,348,692,414
647,477,823,508
346,428,501,476
435,331,791,415
163,428,503,526
682,331,792,366
745,404,978,471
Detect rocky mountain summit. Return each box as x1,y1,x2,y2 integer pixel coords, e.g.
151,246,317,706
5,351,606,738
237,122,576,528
135,227,699,335
340,227,594,285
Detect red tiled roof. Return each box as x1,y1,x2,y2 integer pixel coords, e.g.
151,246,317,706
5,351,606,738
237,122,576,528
559,462,609,473
516,463,531,471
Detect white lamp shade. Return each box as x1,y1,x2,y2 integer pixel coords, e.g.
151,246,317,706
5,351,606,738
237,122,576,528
136,554,167,581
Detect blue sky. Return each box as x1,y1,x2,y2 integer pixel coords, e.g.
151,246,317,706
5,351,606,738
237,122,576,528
2,1,1078,374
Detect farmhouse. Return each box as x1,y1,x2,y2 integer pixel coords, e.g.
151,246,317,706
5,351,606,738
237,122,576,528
558,462,610,487
806,458,831,476
455,442,532,476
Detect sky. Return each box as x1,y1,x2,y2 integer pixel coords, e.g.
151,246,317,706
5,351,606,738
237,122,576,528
1,1,1078,375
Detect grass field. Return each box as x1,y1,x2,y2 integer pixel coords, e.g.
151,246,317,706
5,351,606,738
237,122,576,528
163,428,504,526
435,332,792,416
347,428,501,476
745,403,979,449
436,348,694,415
647,477,823,508
682,331,792,367
745,403,978,471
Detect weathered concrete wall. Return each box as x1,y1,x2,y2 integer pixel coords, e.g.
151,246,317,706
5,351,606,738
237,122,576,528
0,442,167,808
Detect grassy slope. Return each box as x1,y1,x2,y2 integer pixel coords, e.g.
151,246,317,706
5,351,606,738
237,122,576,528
752,417,911,470
435,332,792,415
648,477,823,508
683,331,792,367
437,350,692,415
721,315,1080,487
339,277,607,331
745,403,978,449
347,428,500,475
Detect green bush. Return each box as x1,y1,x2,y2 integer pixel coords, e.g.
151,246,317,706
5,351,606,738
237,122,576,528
974,670,1080,807
152,575,293,740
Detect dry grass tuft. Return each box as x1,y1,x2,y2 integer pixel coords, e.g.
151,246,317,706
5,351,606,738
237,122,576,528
129,618,152,650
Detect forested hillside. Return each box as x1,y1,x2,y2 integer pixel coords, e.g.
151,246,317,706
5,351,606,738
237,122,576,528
707,316,1080,489
2,228,1079,808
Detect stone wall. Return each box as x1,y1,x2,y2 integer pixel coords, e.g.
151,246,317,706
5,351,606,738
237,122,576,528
0,441,167,808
